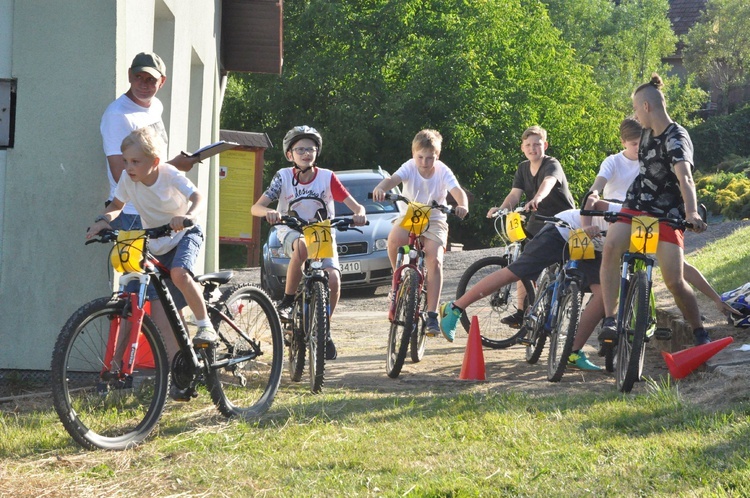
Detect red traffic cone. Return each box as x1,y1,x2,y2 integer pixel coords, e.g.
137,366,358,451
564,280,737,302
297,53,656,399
661,336,733,379
459,316,486,380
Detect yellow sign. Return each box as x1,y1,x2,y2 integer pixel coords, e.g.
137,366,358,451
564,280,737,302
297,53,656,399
400,201,431,235
219,150,256,241
505,212,526,242
568,229,595,260
629,216,659,254
303,220,334,259
110,230,146,273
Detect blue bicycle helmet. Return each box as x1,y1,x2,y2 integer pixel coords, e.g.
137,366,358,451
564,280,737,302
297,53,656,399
721,283,750,328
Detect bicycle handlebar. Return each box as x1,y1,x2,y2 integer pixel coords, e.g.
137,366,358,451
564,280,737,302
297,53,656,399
85,219,194,245
369,192,456,216
489,205,527,219
578,208,702,230
275,216,370,234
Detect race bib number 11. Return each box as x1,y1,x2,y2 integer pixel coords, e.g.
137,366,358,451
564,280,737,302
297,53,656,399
303,220,334,259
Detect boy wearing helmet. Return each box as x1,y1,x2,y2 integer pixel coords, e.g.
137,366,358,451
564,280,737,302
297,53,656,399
251,126,367,359
372,129,469,337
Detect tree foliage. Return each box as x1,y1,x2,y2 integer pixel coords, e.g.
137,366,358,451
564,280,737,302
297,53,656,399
222,0,624,247
683,0,750,114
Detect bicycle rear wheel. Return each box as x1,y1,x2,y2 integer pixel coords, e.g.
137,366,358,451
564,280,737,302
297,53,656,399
524,265,556,364
456,256,535,349
207,284,283,419
307,281,329,393
50,297,169,450
616,271,649,393
548,281,583,382
410,287,428,363
386,268,419,378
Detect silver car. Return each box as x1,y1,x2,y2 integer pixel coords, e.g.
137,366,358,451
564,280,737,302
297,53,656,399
260,168,405,300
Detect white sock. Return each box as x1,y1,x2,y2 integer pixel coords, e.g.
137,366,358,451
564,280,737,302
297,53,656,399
195,318,212,328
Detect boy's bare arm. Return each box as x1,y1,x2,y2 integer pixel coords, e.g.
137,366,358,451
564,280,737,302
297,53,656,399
488,188,523,217
167,154,201,172
171,191,203,230
86,198,124,239
372,174,402,201
251,194,282,224
589,176,608,196
107,155,126,183
342,196,367,226
448,186,469,219
674,161,706,232
526,176,558,211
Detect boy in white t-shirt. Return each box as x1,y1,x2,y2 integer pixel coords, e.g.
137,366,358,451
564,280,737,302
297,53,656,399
588,118,641,203
86,128,215,376
372,129,469,337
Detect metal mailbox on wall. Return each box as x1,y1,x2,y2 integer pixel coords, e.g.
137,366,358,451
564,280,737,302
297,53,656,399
218,129,273,266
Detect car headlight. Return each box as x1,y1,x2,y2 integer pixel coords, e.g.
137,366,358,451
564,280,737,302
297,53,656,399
374,238,388,251
268,247,288,259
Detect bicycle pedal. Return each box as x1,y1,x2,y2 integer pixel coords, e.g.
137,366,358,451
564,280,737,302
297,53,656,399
517,337,533,346
654,328,672,340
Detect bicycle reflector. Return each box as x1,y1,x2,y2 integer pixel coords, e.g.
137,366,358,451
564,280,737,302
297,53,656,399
110,230,146,273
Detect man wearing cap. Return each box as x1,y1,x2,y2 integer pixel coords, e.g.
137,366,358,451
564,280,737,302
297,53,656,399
100,52,198,230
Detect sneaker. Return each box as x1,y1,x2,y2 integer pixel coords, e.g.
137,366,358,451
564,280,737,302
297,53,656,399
277,304,293,322
694,328,711,346
439,301,461,343
597,316,618,356
192,326,218,347
326,338,338,360
567,350,603,371
500,310,524,328
169,385,195,402
425,312,440,337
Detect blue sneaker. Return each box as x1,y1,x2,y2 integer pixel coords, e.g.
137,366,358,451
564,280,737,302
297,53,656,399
439,301,462,343
567,350,602,371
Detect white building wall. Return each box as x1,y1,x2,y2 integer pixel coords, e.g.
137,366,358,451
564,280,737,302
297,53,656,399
0,0,222,371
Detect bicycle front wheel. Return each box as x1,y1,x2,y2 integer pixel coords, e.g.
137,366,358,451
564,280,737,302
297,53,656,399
307,281,329,393
386,268,419,378
50,297,169,450
208,284,283,419
548,281,583,382
524,265,556,364
616,271,650,393
456,256,534,349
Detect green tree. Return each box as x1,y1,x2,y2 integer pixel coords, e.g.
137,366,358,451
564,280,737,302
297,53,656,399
683,0,750,114
223,0,622,247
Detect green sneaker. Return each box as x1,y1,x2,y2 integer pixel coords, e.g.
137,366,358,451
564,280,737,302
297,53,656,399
439,301,461,343
567,350,602,371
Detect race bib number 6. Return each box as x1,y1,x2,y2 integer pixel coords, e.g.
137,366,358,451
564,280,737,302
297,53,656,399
568,229,595,260
400,201,432,235
303,220,334,259
629,216,659,254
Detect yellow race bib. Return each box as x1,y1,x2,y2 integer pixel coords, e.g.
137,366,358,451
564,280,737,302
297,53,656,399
568,229,595,260
110,230,146,273
400,201,432,235
303,220,334,259
629,216,659,254
505,212,526,242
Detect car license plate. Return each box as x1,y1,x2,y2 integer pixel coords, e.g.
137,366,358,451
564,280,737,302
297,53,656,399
340,261,361,274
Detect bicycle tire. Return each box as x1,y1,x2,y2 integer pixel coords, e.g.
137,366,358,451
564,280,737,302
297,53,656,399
207,284,283,419
50,297,169,450
386,269,419,378
547,281,583,382
525,265,556,364
288,298,305,382
410,288,428,363
616,270,649,393
456,256,535,349
307,281,328,393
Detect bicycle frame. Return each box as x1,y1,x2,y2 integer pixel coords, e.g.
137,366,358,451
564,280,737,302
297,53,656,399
388,231,426,322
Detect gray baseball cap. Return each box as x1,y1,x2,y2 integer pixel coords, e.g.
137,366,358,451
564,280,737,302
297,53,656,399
130,52,166,78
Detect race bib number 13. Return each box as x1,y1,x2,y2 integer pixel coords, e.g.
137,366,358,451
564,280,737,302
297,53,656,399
303,220,334,259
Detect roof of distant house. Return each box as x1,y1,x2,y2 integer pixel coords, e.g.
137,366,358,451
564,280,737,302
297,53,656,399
668,0,708,36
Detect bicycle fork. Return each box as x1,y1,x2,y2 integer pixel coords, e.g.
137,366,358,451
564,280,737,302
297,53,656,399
614,254,654,343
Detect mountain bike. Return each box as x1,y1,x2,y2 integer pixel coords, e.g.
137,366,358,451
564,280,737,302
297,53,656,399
50,223,284,450
275,216,366,393
518,216,601,381
455,206,535,349
378,193,454,379
579,206,700,392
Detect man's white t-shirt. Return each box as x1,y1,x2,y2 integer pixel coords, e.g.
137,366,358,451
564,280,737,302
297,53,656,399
394,159,460,222
114,164,198,255
101,94,168,215
596,151,639,202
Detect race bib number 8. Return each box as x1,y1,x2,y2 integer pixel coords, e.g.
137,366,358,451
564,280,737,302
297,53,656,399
505,212,526,242
568,229,595,260
629,216,659,254
303,220,334,259
400,202,431,235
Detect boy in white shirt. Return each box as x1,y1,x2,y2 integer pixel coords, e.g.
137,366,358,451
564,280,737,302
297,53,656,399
372,129,469,337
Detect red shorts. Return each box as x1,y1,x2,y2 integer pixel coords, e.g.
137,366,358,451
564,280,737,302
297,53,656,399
618,208,684,248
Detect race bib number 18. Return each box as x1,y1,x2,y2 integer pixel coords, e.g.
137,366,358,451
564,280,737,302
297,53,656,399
629,216,659,254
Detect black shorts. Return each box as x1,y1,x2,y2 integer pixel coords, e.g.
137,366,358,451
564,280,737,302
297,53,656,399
507,225,601,289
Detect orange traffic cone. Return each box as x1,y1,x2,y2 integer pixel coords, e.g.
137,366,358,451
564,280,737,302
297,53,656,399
459,316,486,380
661,336,733,379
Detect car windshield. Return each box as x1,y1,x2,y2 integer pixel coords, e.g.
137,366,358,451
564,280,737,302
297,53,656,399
335,178,400,216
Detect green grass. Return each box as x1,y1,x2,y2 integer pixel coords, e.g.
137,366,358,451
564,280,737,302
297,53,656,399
2,385,750,496
687,225,750,293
